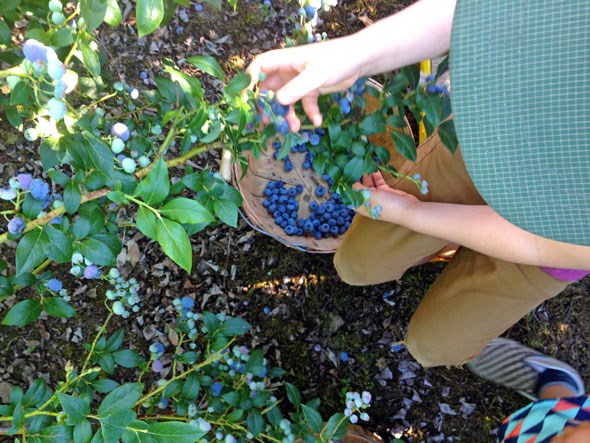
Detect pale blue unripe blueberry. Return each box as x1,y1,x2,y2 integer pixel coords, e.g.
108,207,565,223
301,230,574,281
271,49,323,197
111,138,125,154
47,98,66,120
47,57,66,81
112,301,125,315
24,128,38,141
121,158,137,174
108,268,120,279
138,156,150,168
53,80,66,98
51,11,65,25
49,0,62,12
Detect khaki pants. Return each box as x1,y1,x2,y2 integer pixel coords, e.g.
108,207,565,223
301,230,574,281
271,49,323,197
333,134,568,367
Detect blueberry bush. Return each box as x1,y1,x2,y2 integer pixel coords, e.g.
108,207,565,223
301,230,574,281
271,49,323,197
0,0,454,440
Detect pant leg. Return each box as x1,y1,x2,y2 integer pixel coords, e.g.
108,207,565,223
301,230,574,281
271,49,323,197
334,133,486,285
405,248,569,367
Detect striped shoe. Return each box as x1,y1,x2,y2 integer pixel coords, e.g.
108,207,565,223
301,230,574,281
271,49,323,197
466,338,584,401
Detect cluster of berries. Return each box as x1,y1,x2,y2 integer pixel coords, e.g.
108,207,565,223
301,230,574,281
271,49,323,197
256,90,290,134
344,391,372,424
262,178,355,239
422,73,450,97
295,0,338,43
69,252,101,280
45,278,71,302
2,173,65,235
104,268,142,317
20,39,77,120
172,295,201,341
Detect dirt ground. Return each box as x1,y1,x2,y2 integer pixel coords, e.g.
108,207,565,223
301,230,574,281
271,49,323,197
1,1,589,442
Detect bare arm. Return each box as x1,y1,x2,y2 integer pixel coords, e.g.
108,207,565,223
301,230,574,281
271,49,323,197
247,0,457,130
356,175,590,269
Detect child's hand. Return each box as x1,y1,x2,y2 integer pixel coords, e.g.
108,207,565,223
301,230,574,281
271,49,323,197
353,172,419,220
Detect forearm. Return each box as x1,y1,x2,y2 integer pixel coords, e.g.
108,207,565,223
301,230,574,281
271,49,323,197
381,200,590,269
353,0,457,77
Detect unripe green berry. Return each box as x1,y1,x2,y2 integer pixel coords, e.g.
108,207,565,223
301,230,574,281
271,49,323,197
51,11,65,25
138,156,150,168
49,0,62,12
111,138,125,154
121,158,137,174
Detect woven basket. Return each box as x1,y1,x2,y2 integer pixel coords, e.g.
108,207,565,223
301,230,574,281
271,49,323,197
232,79,413,253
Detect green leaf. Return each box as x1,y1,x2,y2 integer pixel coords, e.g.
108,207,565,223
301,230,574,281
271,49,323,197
72,217,91,240
51,27,75,48
2,299,42,326
97,354,115,374
213,199,238,228
23,379,47,407
81,0,108,31
155,218,192,272
186,55,225,82
16,229,49,275
223,72,250,100
57,393,90,425
246,410,264,437
136,159,169,205
44,225,72,263
100,409,136,442
92,379,119,394
343,156,365,182
217,317,250,336
22,193,44,219
104,328,125,352
98,383,143,417
360,113,386,135
164,67,203,104
36,424,71,442
159,198,214,225
416,90,442,128
148,421,206,443
10,81,32,105
64,181,81,214
301,404,322,434
324,412,348,441
437,119,458,153
136,0,165,37
113,349,144,368
12,402,25,429
400,64,420,89
285,383,301,409
180,373,200,400
80,38,101,77
73,420,93,443
44,297,75,318
0,277,15,300
136,206,158,239
104,0,122,26
0,21,11,45
390,131,417,162
78,237,117,266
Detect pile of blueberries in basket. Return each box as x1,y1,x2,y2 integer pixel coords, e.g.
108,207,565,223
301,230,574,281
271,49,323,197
262,132,356,240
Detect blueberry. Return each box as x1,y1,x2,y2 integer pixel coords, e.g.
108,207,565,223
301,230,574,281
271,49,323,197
285,225,296,235
309,134,320,146
315,185,326,197
181,296,194,309
7,217,26,234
